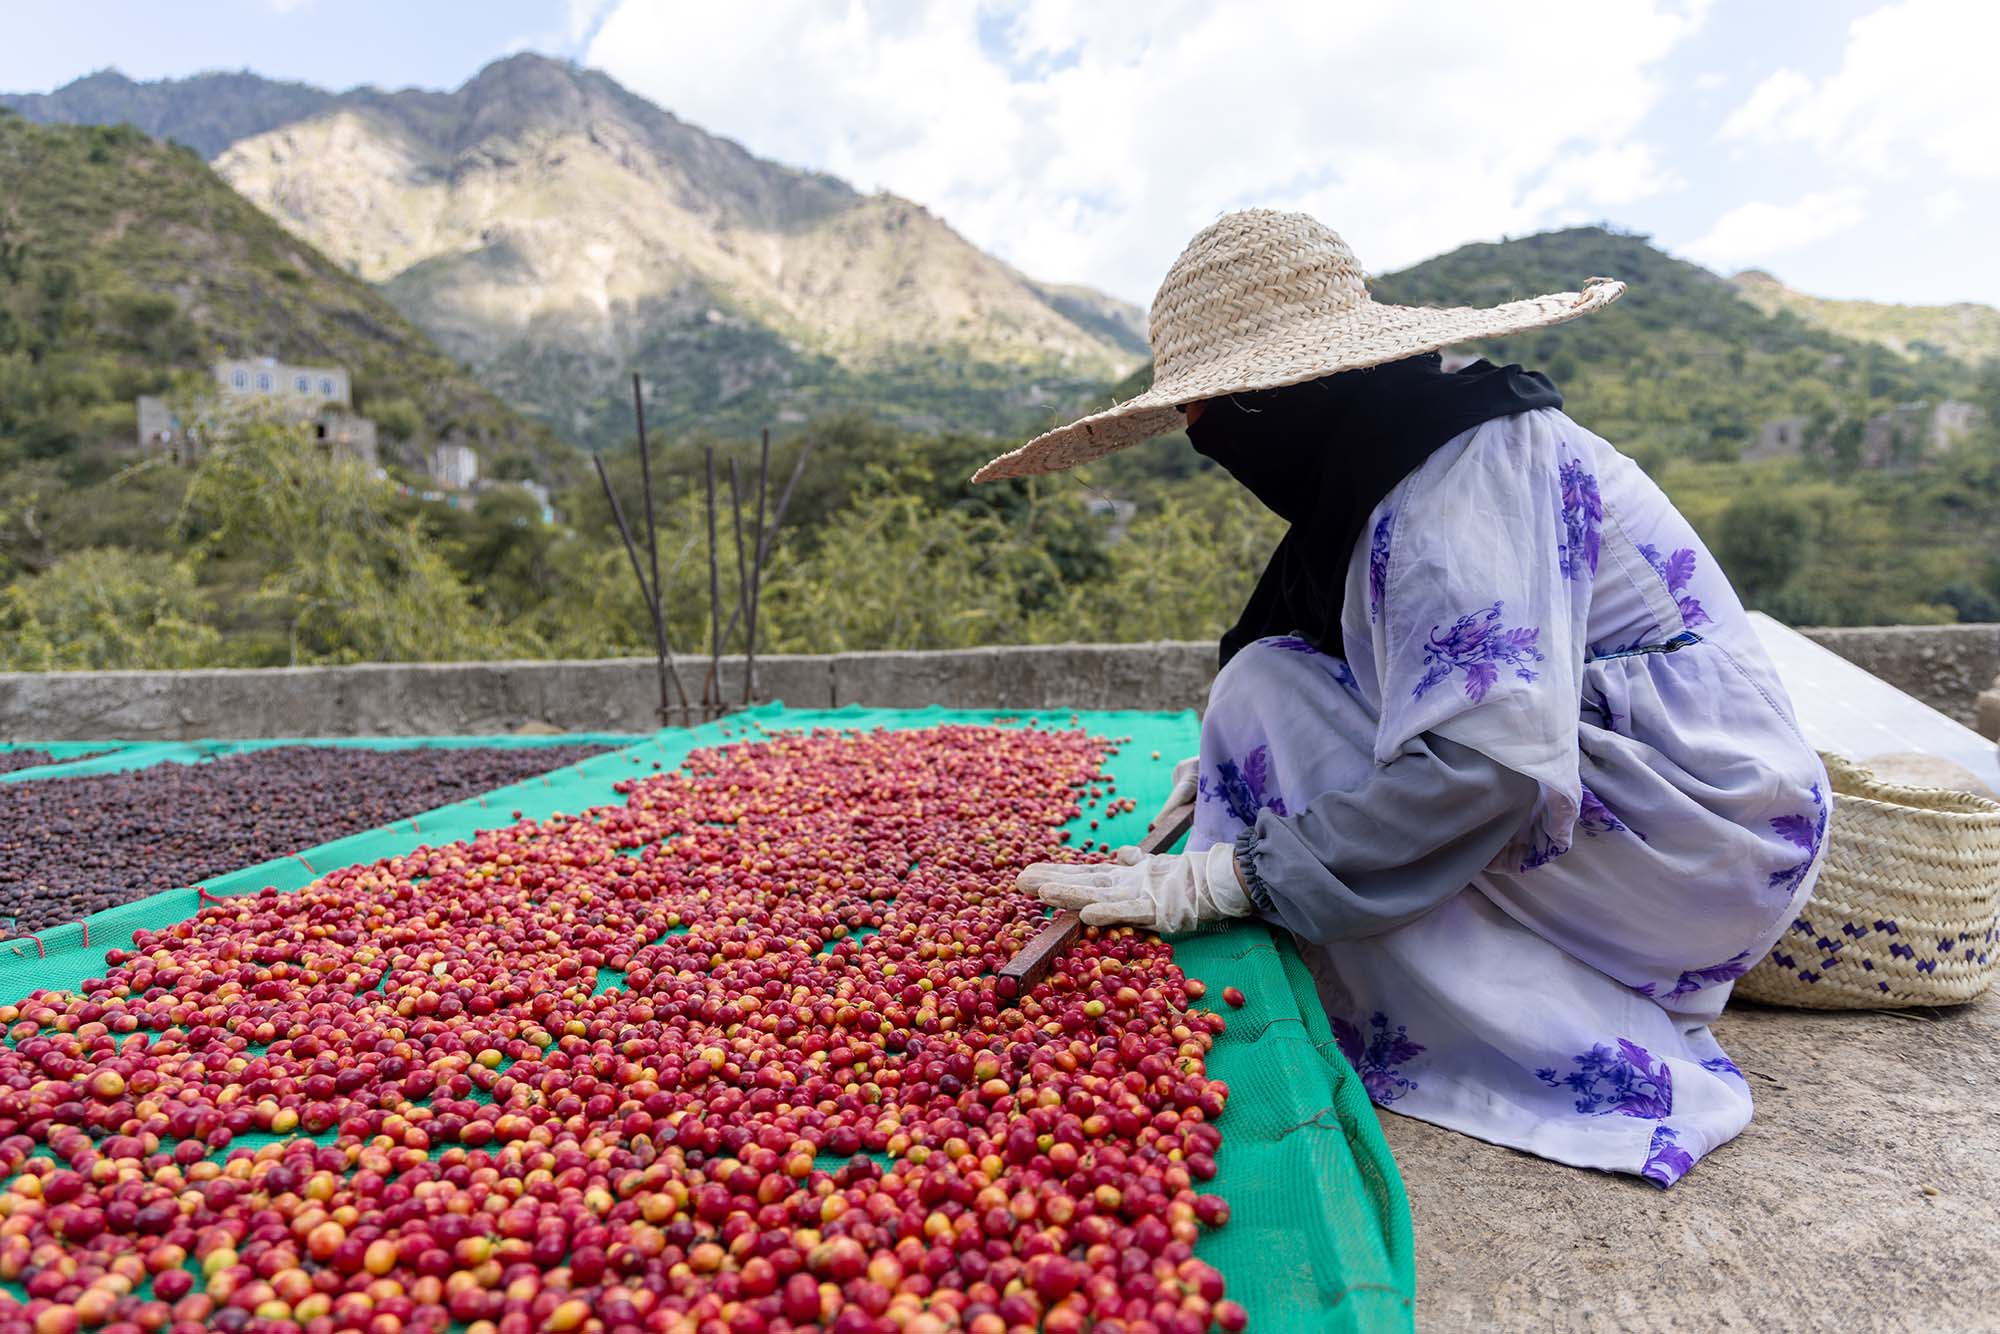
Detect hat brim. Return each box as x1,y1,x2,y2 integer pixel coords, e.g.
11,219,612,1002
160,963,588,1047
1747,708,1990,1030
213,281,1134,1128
971,278,1624,483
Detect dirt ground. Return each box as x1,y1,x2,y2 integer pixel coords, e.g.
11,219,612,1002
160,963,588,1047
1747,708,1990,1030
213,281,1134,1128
1386,996,2000,1331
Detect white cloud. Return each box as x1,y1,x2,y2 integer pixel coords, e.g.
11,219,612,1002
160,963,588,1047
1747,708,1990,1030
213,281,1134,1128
1681,188,1866,272
583,0,1706,303
1717,0,2000,180
1925,188,1964,223
564,0,618,47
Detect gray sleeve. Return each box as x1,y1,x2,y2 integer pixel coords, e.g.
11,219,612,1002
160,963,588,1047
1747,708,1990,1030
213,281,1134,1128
1233,733,1538,945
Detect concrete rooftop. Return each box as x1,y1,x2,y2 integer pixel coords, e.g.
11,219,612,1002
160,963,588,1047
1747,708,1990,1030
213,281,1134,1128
1390,996,2000,1330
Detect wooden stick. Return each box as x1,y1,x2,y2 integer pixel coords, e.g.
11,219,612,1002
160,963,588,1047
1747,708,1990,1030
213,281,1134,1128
701,445,722,717
627,375,691,720
593,451,689,720
999,801,1196,1001
717,437,812,658
747,428,770,706
727,456,751,655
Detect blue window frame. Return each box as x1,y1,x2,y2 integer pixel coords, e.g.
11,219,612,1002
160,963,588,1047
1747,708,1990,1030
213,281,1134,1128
256,373,273,391
232,370,249,389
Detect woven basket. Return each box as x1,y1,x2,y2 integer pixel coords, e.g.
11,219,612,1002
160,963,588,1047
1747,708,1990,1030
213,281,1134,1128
1735,752,2000,1009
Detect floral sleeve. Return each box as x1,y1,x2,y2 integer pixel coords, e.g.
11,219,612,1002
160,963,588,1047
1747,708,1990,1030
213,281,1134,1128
1366,409,1592,860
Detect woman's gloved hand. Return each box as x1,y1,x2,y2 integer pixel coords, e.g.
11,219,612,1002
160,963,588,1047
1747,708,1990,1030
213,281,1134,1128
1153,756,1200,826
1016,843,1250,934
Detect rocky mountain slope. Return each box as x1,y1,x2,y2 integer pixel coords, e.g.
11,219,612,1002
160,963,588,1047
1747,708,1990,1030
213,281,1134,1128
8,56,1147,445
1732,269,2000,367
189,54,1143,443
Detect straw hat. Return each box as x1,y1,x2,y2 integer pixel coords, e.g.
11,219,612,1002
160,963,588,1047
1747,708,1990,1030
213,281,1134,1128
971,208,1625,483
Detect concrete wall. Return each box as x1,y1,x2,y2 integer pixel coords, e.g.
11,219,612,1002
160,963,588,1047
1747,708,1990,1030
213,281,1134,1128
1,629,1994,741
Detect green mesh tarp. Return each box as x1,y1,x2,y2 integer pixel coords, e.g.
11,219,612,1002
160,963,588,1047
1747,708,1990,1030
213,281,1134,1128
0,731,647,783
0,704,1415,1331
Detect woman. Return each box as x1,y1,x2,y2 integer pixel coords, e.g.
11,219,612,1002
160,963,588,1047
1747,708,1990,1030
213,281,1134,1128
985,210,1827,1187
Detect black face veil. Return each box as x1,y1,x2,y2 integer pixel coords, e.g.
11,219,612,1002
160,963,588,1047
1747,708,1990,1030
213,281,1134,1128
1184,353,1562,667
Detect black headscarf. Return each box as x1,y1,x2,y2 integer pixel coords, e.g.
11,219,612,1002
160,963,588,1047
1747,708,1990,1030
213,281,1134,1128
1187,353,1561,667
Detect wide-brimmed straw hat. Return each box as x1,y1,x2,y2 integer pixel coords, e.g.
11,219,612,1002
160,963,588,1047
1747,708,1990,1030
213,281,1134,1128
971,208,1625,483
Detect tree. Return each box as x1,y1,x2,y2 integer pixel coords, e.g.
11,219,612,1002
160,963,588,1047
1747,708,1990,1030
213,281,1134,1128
756,477,1067,652
178,416,519,664
0,547,219,669
1715,493,1808,606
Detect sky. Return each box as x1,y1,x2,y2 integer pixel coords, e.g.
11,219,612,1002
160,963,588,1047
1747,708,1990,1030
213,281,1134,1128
3,0,1997,310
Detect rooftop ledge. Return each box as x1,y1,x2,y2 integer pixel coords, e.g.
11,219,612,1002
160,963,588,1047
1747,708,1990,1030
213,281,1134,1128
2,627,1998,743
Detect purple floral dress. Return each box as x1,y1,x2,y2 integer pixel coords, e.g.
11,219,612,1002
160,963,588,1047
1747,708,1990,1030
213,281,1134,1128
1190,408,1827,1188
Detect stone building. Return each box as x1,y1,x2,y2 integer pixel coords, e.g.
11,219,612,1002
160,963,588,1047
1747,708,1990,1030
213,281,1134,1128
135,395,193,461
135,357,377,466
1747,415,1810,460
429,439,480,490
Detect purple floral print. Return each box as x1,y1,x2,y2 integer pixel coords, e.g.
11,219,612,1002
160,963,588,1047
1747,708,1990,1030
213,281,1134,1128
1642,1125,1695,1187
1557,459,1602,580
1636,950,1755,1000
1581,685,1622,734
1519,784,1641,871
1412,601,1545,703
1264,635,1359,690
1199,745,1288,826
1535,1039,1673,1118
1637,543,1712,629
1518,841,1562,872
1768,783,1827,898
1579,785,1633,839
1332,1011,1425,1106
1698,1054,1744,1081
1368,513,1393,621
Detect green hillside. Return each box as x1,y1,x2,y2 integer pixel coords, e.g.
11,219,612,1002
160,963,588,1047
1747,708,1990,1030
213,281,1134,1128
1366,226,1972,468
0,111,568,494
5,207,1997,670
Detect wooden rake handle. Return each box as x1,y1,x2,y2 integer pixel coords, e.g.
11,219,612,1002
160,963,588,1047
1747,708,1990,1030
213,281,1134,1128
998,799,1197,1002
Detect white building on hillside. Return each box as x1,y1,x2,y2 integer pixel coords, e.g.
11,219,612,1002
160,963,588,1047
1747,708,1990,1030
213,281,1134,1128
136,357,376,466
214,358,351,407
429,441,479,490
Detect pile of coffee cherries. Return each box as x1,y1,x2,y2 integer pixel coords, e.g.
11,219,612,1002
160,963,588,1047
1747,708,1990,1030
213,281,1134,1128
0,745,610,934
0,724,1242,1334
0,754,89,779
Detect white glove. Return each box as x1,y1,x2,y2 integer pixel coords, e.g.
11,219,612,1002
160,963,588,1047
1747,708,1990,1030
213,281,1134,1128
1016,843,1251,934
1153,756,1200,827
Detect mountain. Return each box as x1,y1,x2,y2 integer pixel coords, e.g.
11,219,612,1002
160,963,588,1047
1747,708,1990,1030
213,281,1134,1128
0,69,337,159
195,54,1142,444
1731,269,2000,367
0,112,566,485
